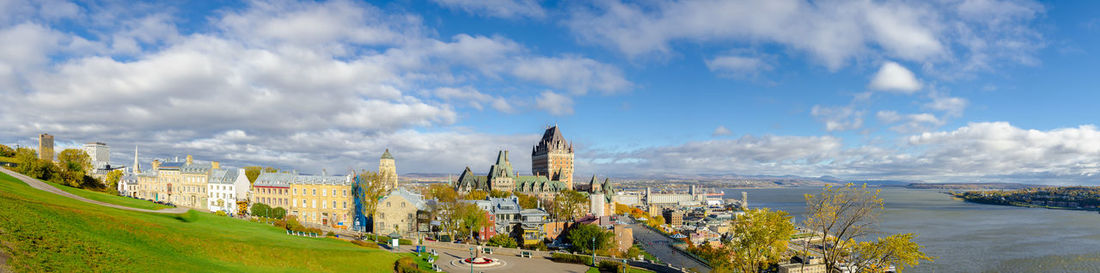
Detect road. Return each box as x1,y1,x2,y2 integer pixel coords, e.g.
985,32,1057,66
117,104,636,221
630,223,711,272
399,242,590,273
0,168,190,214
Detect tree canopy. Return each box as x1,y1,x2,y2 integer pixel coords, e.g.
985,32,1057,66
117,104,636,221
567,223,613,254
723,208,796,273
464,189,488,200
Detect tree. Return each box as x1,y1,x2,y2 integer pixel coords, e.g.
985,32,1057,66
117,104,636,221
106,170,123,187
57,149,92,187
354,171,388,233
568,223,613,254
489,189,511,198
0,144,14,157
424,183,457,203
244,166,279,185
720,208,796,273
487,234,518,248
464,189,488,200
514,192,538,209
850,233,932,273
452,202,488,242
14,147,54,181
271,207,287,220
251,203,271,218
804,184,931,272
550,190,586,221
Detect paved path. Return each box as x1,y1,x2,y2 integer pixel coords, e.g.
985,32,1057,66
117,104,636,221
0,168,190,214
406,243,590,273
631,224,710,272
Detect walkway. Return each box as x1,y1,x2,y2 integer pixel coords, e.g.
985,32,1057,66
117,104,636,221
630,223,711,272
0,168,190,214
403,242,590,273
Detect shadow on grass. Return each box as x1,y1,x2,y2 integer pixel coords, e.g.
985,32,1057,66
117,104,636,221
172,210,199,222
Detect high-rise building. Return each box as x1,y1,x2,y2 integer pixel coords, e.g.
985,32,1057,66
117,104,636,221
132,146,141,174
379,149,398,189
38,133,54,161
83,142,110,169
531,125,574,189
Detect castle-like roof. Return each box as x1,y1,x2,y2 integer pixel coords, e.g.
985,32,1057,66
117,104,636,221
381,149,394,160
533,125,573,155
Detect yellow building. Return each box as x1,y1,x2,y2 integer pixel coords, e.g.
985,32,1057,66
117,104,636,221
255,171,354,228
38,133,54,162
150,155,213,210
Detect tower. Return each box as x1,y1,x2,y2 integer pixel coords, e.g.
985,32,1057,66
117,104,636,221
132,145,141,174
532,125,574,189
38,133,54,161
379,149,398,189
83,142,109,169
487,150,515,192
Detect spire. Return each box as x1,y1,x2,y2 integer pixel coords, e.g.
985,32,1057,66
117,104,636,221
132,145,141,174
495,150,507,165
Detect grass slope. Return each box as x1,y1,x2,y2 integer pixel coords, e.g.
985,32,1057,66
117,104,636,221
0,171,404,272
45,181,172,210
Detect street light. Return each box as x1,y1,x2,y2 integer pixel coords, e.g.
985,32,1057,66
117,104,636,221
591,236,596,266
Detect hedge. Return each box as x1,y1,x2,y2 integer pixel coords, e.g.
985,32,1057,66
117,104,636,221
551,253,592,265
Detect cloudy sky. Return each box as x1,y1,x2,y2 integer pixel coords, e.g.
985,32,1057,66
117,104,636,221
1,0,1098,184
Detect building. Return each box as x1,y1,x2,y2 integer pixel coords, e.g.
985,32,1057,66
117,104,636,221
590,193,607,217
290,172,354,228
464,196,522,236
663,209,683,226
374,188,429,237
38,133,54,161
379,149,398,189
645,186,706,207
454,150,567,196
518,209,549,245
531,125,574,189
83,142,110,170
253,172,293,211
208,167,248,216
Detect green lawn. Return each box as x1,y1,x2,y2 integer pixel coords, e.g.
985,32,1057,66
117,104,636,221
45,181,172,210
0,171,404,272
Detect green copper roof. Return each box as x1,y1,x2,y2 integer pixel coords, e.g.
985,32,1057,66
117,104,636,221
381,149,394,160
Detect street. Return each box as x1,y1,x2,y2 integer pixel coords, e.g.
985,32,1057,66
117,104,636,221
630,224,711,272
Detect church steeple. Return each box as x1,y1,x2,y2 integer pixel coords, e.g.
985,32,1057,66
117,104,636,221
132,145,141,174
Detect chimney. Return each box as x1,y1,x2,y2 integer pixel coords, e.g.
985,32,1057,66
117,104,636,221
211,161,220,169
186,155,193,165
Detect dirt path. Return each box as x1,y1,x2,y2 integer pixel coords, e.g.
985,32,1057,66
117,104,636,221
0,168,190,214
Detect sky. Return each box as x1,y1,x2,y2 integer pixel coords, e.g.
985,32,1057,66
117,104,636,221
1,0,1099,185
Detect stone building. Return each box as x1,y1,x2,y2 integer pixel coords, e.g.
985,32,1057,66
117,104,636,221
255,171,355,228
374,187,429,237
454,150,567,196
531,126,574,189
38,133,53,161
379,149,398,189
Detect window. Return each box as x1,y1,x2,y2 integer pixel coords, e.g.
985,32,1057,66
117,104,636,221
342,201,346,209
343,190,347,197
323,202,326,209
401,202,406,208
322,189,326,196
312,189,316,196
332,200,336,208
387,202,391,207
332,189,336,196
312,200,316,208
302,199,306,207
294,189,297,195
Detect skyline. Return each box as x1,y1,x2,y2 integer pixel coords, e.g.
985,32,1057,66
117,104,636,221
2,0,1099,184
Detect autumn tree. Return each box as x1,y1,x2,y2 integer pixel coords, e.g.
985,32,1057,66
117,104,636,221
354,171,388,233
424,183,457,203
14,147,57,181
550,190,586,221
850,233,932,273
57,149,92,187
105,169,123,193
244,166,279,185
453,202,488,242
464,189,489,200
489,189,511,198
514,191,538,209
0,144,14,157
804,183,932,272
720,208,795,273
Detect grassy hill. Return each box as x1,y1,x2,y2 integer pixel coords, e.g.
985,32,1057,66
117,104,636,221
0,171,406,272
44,180,173,210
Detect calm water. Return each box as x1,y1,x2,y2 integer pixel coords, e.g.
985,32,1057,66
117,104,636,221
725,187,1100,273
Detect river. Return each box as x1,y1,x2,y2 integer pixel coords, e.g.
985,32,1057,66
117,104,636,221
724,187,1100,273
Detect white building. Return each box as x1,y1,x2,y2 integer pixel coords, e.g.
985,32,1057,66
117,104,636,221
207,167,249,215
83,142,110,169
590,193,607,217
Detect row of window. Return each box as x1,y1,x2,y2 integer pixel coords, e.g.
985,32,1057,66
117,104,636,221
291,199,348,210
291,188,348,197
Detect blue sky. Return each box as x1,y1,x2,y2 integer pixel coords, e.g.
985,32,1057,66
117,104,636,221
1,0,1099,184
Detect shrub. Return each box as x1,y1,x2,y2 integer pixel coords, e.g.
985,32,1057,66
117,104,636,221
273,219,287,229
394,257,419,273
399,238,413,245
598,260,627,272
214,211,227,217
551,253,592,265
326,231,336,237
351,240,380,249
487,234,518,248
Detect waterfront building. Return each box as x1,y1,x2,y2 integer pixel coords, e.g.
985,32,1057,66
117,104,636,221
207,167,248,216
645,185,706,207
82,142,110,170
374,187,429,237
531,125,574,189
379,149,398,189
38,133,53,161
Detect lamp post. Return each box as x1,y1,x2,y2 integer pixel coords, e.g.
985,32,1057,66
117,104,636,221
591,236,597,266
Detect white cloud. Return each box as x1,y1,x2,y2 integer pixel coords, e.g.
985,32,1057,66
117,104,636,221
876,111,903,123
925,92,969,116
868,61,922,93
536,91,574,116
432,0,546,19
712,126,732,136
512,56,631,95
566,0,1042,71
705,54,771,78
811,105,864,131
433,86,514,113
